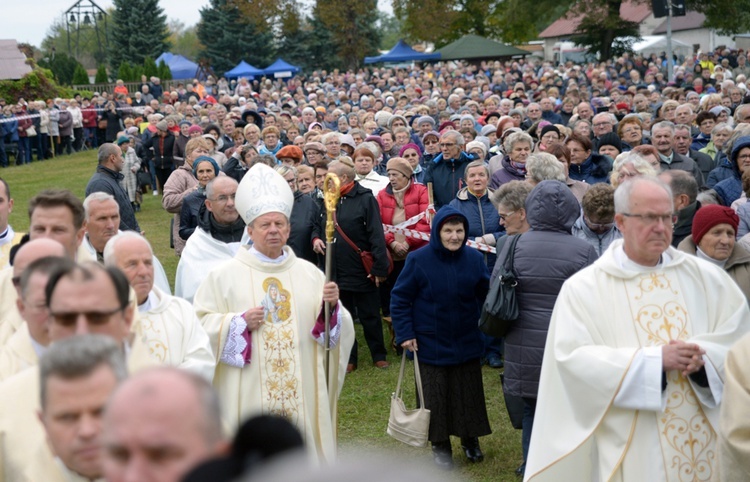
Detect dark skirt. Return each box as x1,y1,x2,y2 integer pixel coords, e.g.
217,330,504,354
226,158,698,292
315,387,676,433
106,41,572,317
419,358,492,442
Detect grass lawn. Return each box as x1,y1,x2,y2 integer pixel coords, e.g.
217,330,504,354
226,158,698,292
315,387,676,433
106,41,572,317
2,150,522,481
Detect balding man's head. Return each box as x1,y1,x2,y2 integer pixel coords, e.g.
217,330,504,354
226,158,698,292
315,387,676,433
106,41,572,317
13,238,67,278
102,368,226,482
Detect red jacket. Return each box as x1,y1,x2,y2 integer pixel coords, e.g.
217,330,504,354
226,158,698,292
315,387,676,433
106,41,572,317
377,182,430,250
82,107,98,128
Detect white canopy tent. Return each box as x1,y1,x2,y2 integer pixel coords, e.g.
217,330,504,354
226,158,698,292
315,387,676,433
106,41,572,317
632,36,692,59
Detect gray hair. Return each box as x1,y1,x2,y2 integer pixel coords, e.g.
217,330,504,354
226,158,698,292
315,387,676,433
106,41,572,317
675,103,694,114
463,160,490,179
526,153,566,184
712,122,733,136
612,152,656,179
359,141,381,159
593,112,617,125
274,164,298,179
614,176,672,214
321,132,340,145
40,334,127,409
503,131,533,153
440,130,465,146
660,170,698,204
103,231,153,267
491,180,533,211
206,176,239,200
97,143,120,165
651,120,676,134
83,192,116,221
328,159,356,181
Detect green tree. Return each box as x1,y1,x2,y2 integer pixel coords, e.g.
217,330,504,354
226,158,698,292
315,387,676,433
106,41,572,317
38,52,82,86
117,61,133,82
158,60,172,81
315,0,381,70
393,0,503,47
567,0,640,60
95,64,109,84
41,14,114,69
72,64,90,85
197,0,274,74
377,12,403,51
688,0,750,35
109,0,170,70
167,19,203,60
143,56,158,77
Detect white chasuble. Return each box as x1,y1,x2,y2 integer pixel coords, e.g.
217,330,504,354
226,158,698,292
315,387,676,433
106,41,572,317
525,240,750,482
194,246,355,463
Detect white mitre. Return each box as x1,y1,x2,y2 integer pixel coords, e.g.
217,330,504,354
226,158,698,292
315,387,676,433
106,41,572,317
235,163,294,224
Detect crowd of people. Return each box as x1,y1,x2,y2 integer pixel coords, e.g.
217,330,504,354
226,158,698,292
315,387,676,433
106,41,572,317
2,45,750,481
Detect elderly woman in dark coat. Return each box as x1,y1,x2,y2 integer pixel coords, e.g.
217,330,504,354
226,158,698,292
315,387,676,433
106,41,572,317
495,180,597,477
391,206,491,470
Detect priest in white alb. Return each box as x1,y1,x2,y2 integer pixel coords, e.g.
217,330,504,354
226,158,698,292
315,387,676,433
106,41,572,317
104,231,216,381
194,164,354,463
524,176,750,482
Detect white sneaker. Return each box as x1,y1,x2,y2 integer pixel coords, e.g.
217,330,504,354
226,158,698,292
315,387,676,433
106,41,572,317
153,190,159,196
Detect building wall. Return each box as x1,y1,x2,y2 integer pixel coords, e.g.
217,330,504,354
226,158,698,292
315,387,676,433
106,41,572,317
658,29,735,54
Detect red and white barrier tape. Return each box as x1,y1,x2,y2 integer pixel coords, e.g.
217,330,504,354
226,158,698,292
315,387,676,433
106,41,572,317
383,223,497,254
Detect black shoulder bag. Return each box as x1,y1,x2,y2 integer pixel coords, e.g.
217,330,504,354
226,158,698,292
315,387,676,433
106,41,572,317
478,234,521,338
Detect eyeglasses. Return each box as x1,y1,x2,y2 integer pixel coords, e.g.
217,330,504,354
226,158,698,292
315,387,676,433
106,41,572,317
584,215,615,231
622,212,677,226
498,210,517,221
738,154,750,161
50,306,125,327
593,122,612,128
210,194,236,203
439,143,456,148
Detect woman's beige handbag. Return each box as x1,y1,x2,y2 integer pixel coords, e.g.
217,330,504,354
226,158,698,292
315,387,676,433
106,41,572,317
387,350,430,447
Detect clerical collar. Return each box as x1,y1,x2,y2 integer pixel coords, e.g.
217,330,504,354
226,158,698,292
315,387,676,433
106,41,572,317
696,247,728,268
0,225,13,245
31,337,47,359
249,245,288,264
138,291,158,312
615,244,672,271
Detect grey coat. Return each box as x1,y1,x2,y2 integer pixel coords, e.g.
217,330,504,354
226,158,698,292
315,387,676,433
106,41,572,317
494,180,597,399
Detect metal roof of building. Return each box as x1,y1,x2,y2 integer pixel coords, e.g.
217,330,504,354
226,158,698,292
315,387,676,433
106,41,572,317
539,1,652,39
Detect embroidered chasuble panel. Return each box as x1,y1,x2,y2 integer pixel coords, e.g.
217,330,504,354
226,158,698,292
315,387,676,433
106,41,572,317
138,317,170,363
623,271,716,482
257,276,305,432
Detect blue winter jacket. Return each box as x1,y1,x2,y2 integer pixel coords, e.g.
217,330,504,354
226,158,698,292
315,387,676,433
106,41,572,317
568,152,612,184
714,136,750,206
391,206,490,366
423,151,478,208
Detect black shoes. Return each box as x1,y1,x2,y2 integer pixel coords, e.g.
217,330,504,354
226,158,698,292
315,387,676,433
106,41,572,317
461,437,484,463
431,441,454,470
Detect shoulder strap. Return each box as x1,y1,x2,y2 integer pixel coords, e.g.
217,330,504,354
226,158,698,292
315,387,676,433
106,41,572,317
504,234,522,271
333,212,362,254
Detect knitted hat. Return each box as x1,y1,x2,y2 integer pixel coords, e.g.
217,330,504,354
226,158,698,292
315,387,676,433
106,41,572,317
480,124,497,137
188,124,203,135
398,143,422,157
276,145,304,161
438,121,455,132
386,157,413,178
156,120,168,131
416,115,435,127
115,136,130,146
598,132,623,153
466,140,487,159
692,205,739,245
422,130,440,143
192,155,220,177
540,124,560,139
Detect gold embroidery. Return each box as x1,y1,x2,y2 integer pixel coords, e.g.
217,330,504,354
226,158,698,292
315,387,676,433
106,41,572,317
260,277,301,425
627,272,715,481
140,318,168,362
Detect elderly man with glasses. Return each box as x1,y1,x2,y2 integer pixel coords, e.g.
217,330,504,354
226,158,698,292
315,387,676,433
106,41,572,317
424,130,477,208
525,176,750,482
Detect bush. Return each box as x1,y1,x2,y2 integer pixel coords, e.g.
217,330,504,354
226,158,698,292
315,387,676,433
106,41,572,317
157,60,172,81
72,64,90,85
118,62,134,82
0,68,67,101
94,64,108,84
143,56,158,78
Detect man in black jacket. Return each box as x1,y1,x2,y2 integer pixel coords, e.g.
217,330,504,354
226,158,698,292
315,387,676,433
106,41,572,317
327,159,390,372
659,170,700,247
145,120,175,194
84,143,140,232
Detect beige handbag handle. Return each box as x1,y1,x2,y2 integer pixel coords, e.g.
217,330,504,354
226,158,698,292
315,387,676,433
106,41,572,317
394,350,426,409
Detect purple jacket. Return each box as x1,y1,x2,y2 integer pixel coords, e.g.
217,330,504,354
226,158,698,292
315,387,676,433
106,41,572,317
490,156,525,189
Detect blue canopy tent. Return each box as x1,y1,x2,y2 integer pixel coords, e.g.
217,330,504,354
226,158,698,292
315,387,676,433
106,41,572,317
155,52,200,80
225,60,265,79
262,58,301,78
364,40,441,64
